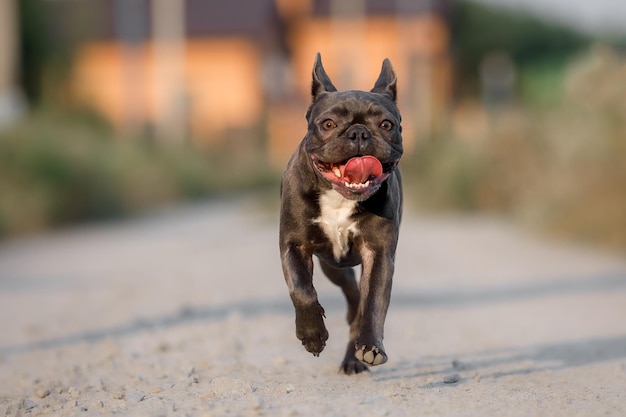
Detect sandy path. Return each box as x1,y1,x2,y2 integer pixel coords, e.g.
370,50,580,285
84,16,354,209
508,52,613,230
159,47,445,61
1,196,625,416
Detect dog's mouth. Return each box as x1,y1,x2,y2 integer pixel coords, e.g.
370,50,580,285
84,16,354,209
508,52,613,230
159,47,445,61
312,155,398,196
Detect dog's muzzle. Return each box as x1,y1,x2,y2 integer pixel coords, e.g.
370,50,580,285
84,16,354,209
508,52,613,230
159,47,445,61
312,155,398,199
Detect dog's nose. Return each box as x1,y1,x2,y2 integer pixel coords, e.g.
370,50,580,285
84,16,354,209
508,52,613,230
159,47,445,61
346,124,371,142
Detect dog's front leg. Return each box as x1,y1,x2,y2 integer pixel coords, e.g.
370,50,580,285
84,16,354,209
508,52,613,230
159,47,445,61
281,243,329,356
355,245,394,365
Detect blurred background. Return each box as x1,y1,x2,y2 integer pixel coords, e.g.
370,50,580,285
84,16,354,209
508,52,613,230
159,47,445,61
1,0,625,251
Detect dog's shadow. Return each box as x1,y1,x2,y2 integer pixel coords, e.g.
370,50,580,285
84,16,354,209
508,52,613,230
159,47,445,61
374,334,626,386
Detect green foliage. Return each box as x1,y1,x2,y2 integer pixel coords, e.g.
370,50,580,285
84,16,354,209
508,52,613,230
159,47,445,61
17,0,106,105
0,113,278,238
18,0,51,103
518,59,568,107
451,0,590,96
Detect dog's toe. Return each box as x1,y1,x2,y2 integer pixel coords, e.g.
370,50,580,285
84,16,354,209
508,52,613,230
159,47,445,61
302,336,327,356
340,358,369,375
355,345,387,366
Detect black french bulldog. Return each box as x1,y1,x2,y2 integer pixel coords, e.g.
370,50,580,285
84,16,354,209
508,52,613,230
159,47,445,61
279,53,403,374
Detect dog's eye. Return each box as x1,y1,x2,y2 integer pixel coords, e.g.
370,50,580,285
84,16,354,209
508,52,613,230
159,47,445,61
321,119,337,131
380,120,393,131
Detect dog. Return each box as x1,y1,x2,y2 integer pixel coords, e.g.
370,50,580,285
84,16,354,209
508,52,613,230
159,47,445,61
279,53,403,374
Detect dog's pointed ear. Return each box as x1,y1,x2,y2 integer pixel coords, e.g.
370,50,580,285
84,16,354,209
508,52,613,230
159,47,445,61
311,53,337,98
371,58,397,102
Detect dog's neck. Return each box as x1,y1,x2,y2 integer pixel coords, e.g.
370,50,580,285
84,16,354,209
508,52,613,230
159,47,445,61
313,190,360,261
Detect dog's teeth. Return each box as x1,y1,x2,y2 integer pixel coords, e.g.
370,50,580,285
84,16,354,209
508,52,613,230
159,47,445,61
333,167,342,178
344,181,371,190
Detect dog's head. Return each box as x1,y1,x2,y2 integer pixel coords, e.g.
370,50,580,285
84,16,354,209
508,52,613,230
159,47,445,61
305,53,403,201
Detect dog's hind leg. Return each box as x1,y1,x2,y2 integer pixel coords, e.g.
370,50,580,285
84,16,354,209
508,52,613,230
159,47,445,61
319,260,368,374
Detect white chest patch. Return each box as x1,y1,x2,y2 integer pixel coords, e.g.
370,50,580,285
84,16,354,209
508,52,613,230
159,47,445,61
313,190,360,261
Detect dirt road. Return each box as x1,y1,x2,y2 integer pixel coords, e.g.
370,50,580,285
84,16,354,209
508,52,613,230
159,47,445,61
1,196,625,416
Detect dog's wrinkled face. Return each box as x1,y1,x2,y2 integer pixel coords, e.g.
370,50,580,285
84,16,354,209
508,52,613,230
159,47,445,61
305,55,403,201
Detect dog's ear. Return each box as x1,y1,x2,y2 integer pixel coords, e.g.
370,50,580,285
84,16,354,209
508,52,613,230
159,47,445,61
311,53,337,98
371,58,397,102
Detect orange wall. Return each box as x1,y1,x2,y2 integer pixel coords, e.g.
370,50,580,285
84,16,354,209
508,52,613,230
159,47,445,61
72,42,151,129
184,39,262,137
289,15,449,94
72,38,263,141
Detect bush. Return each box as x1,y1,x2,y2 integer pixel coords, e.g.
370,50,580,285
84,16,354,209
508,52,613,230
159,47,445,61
0,112,277,238
406,47,626,251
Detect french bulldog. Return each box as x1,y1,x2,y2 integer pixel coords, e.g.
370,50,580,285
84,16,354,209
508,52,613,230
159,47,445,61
279,53,403,374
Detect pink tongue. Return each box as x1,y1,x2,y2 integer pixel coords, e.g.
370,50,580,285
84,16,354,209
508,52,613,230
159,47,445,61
342,156,383,183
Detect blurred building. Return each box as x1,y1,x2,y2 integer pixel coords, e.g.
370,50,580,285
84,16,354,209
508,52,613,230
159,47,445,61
68,0,451,163
71,0,287,142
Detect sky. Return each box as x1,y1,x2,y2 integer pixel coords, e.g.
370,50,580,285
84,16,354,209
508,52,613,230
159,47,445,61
474,0,626,34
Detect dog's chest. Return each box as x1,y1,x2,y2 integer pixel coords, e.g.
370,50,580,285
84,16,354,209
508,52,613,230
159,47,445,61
314,190,360,261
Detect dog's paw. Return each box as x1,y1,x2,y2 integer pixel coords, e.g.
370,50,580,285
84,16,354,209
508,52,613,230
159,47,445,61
355,344,388,366
300,331,328,356
295,303,329,356
340,357,369,375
